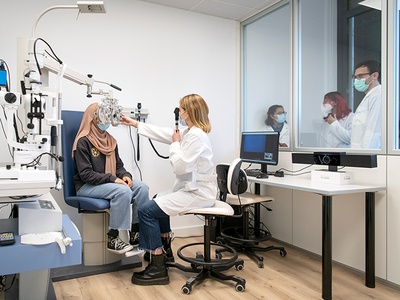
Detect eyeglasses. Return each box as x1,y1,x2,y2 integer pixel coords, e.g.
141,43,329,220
275,111,287,116
353,73,370,80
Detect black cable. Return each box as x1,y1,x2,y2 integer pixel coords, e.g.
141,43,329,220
21,152,60,168
33,38,63,76
0,274,16,291
148,139,169,159
127,125,143,181
0,203,9,211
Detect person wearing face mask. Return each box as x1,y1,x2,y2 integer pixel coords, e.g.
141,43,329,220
319,92,353,148
120,94,216,286
72,102,150,255
263,104,290,147
351,59,381,149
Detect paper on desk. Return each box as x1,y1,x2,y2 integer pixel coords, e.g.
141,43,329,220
21,232,63,245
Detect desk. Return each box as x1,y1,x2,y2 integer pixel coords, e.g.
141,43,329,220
0,214,82,299
0,179,55,198
248,175,385,300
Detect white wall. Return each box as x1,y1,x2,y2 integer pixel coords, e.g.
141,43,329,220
0,0,240,233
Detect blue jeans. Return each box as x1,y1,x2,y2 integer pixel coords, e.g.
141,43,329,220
138,200,171,251
77,180,149,230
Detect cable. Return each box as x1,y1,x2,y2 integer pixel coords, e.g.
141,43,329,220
127,125,143,181
148,139,169,159
0,274,16,292
33,38,63,76
21,152,60,168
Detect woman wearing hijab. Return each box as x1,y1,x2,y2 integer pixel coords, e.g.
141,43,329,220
72,102,149,254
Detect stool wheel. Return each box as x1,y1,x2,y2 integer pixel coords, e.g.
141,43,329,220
235,283,245,292
258,260,264,268
236,263,244,271
182,285,191,294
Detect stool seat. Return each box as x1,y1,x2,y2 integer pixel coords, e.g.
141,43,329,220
180,200,234,216
226,192,273,206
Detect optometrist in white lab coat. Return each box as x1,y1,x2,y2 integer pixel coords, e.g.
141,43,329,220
318,91,354,148
351,60,382,149
261,104,290,147
121,94,217,285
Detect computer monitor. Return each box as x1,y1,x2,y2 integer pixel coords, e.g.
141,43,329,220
240,131,280,174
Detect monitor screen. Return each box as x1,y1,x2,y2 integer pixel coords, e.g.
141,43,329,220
240,131,279,173
0,69,7,87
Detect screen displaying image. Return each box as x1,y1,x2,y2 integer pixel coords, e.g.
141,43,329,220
240,131,279,166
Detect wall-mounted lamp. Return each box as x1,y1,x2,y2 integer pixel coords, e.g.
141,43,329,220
32,1,106,38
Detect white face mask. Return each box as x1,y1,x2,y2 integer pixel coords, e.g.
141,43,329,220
321,103,333,117
179,118,187,126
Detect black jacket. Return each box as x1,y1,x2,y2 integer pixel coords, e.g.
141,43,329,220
73,136,131,192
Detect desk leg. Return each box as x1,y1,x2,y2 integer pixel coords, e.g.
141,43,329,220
322,195,332,300
365,192,375,288
254,183,261,237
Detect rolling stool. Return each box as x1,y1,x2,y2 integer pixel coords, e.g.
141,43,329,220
217,192,287,268
166,200,246,295
215,158,287,268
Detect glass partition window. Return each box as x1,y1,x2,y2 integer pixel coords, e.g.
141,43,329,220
394,0,400,150
242,0,387,152
242,2,291,148
298,0,382,150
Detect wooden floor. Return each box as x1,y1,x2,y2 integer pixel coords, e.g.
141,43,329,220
53,236,400,300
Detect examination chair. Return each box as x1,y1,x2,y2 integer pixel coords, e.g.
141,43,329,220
61,110,121,266
216,158,287,268
166,161,247,294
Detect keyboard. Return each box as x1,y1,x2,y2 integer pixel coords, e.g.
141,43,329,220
244,169,262,177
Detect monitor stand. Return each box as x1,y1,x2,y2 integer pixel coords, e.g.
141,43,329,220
259,164,269,178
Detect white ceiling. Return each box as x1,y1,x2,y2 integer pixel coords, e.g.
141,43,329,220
138,0,282,21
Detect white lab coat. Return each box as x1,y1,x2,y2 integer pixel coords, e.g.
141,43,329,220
137,122,216,216
351,85,382,149
318,113,353,148
262,122,290,147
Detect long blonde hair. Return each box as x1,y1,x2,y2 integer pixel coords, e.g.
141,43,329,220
179,94,211,133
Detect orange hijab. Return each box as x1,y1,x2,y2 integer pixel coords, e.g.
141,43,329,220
72,103,117,176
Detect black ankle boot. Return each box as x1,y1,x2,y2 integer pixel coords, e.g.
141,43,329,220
161,236,175,263
131,253,169,286
143,236,175,263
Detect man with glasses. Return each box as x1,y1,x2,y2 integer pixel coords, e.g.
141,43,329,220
351,59,381,149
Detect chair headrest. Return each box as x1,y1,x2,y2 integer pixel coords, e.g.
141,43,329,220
227,158,248,195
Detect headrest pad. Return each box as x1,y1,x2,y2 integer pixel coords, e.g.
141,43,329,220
227,158,248,195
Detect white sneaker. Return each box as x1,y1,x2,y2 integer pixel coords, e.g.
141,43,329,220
125,246,145,257
108,236,134,254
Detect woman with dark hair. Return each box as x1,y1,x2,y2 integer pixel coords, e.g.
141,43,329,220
319,91,353,148
263,104,290,147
